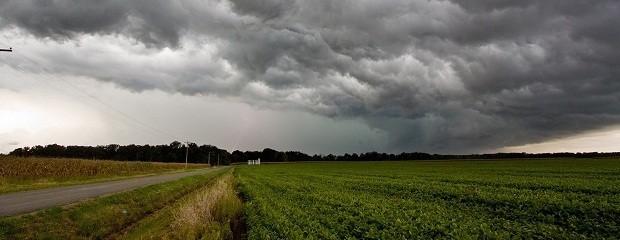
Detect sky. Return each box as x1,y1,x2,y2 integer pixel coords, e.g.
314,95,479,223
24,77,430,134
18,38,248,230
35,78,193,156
1,0,619,155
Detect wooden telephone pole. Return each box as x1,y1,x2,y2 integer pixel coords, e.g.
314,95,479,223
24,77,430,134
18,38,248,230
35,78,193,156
184,141,191,168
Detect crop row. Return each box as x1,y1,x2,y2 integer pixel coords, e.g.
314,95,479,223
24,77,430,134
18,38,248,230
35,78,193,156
237,159,620,239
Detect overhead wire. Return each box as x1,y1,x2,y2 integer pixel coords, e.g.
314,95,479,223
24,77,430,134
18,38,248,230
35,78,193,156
0,56,156,141
0,55,169,142
16,49,177,139
0,42,179,141
3,20,189,143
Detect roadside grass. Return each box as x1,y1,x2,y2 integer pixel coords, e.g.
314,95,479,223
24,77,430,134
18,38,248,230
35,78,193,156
120,169,244,240
0,167,228,239
0,156,210,194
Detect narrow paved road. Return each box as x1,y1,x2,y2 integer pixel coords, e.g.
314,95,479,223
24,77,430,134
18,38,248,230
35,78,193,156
0,167,225,217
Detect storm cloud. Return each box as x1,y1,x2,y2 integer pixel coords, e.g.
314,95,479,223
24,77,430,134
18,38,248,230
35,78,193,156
1,0,619,153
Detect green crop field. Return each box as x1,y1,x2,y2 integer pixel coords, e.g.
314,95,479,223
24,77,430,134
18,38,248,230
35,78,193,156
236,159,620,239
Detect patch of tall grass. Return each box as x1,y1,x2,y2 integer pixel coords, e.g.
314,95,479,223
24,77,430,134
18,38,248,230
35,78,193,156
120,170,245,240
172,173,243,239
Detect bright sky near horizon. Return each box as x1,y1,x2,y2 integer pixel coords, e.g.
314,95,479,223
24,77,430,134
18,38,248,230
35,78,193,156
1,0,619,154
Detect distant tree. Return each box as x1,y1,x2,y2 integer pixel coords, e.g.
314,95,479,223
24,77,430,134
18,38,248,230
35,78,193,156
261,148,278,162
285,151,311,162
276,152,289,162
169,141,182,149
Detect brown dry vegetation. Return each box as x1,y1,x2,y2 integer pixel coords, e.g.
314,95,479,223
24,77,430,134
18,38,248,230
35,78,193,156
0,156,210,193
171,172,244,239
121,170,245,240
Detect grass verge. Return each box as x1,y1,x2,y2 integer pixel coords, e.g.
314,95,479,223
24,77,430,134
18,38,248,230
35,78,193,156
0,167,227,239
0,156,210,194
120,168,245,240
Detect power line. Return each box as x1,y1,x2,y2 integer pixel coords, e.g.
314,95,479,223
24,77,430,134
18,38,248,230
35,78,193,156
0,57,154,141
0,43,179,141
13,49,177,140
0,56,168,141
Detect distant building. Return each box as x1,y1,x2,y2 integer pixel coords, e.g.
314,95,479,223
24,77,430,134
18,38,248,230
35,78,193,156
248,158,261,165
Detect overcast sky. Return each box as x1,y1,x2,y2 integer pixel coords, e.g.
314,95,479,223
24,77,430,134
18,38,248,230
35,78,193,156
1,0,619,154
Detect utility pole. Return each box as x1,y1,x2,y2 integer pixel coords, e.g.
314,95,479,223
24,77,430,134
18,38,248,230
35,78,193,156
217,154,220,166
184,141,190,168
0,47,12,52
208,152,211,166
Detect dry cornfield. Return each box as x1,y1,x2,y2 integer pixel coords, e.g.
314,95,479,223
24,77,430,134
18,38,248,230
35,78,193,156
0,156,210,193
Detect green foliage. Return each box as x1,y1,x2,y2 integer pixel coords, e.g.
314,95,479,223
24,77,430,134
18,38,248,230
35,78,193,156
237,159,620,239
0,168,227,239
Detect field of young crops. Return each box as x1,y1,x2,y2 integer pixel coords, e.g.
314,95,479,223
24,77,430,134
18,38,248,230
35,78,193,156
236,159,620,239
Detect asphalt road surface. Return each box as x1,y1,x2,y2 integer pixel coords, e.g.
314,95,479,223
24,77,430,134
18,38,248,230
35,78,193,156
0,167,225,217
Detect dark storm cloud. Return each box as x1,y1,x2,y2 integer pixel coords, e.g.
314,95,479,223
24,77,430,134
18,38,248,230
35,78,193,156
0,0,189,48
228,0,296,20
1,0,619,153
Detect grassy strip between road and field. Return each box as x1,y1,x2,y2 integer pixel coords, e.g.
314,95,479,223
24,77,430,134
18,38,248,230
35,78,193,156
119,169,244,240
0,156,211,194
0,167,228,239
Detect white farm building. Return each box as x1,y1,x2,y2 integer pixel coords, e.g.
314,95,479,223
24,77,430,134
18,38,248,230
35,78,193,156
248,158,261,165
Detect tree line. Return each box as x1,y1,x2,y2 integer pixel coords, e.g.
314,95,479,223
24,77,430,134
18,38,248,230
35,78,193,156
8,142,620,165
8,142,231,165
